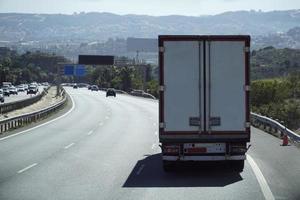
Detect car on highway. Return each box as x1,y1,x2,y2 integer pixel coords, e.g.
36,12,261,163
27,85,38,94
17,85,25,92
0,89,5,103
23,84,29,91
9,86,18,95
91,85,99,91
2,87,10,96
106,88,116,97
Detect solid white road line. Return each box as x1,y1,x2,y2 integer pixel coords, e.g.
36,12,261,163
136,164,145,175
87,130,94,135
64,143,75,149
0,92,76,142
18,163,38,174
247,155,275,200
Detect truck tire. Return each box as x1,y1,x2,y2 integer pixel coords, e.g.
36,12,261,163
231,160,244,172
163,160,174,172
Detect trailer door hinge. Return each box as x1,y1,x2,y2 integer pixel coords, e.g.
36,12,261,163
159,85,165,91
159,46,165,53
159,122,165,128
244,85,250,91
244,46,250,53
245,122,251,128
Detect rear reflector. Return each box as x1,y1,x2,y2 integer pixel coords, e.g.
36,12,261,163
231,146,247,153
163,145,179,154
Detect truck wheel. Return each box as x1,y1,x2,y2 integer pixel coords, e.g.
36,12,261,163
163,161,174,172
231,160,244,172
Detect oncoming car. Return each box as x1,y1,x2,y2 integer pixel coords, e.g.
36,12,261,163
27,85,38,94
0,89,5,103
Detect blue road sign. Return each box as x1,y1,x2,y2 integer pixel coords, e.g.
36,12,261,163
64,65,74,75
63,64,86,76
75,65,86,76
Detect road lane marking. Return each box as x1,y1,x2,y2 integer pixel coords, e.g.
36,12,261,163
99,122,104,126
87,130,94,135
64,143,75,149
247,155,275,200
153,123,157,126
154,131,158,135
18,163,38,174
0,92,75,142
105,116,110,120
136,164,145,175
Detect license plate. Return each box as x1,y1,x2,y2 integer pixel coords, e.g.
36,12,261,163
187,147,207,153
184,143,225,153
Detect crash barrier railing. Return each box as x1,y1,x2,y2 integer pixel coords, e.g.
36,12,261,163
129,92,156,99
98,88,156,99
0,86,50,114
0,88,67,134
251,112,300,143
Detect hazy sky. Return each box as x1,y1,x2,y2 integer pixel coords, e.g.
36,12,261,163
0,0,300,16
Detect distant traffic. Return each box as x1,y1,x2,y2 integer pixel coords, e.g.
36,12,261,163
61,82,156,99
0,81,49,103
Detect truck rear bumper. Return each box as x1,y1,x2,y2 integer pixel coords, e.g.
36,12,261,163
163,155,245,161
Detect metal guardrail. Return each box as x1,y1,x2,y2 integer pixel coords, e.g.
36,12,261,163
0,88,67,134
251,112,300,143
0,86,50,114
98,88,156,99
129,92,156,99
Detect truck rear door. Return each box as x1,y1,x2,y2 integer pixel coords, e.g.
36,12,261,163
206,40,248,133
163,40,203,133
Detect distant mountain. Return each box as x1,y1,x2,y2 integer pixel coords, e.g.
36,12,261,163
1,10,300,42
253,27,300,49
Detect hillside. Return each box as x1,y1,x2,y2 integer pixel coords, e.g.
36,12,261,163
251,47,300,79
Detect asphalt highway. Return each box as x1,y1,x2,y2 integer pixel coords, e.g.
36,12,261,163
0,87,299,200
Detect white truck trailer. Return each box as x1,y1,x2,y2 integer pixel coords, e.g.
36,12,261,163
158,35,250,172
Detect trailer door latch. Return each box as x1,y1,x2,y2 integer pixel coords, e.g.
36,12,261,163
189,117,201,126
209,117,221,126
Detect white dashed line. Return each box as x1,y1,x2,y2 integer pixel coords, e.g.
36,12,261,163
154,131,158,135
105,116,110,120
18,163,38,174
99,122,104,126
153,123,157,126
64,143,75,149
247,155,275,200
87,130,94,135
136,164,145,175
